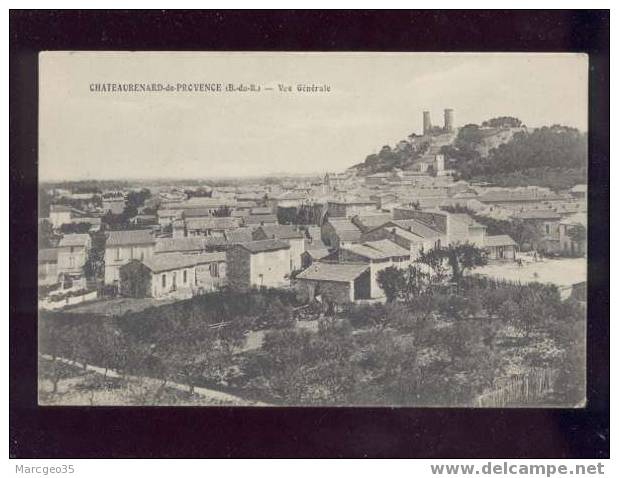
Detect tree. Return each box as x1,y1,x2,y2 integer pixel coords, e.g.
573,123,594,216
376,266,407,302
567,224,587,244
84,232,106,280
59,222,92,234
213,206,232,217
38,219,57,249
418,243,487,285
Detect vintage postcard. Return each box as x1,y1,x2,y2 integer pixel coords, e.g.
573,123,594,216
37,52,587,407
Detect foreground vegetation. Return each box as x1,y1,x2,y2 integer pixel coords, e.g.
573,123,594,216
40,265,585,407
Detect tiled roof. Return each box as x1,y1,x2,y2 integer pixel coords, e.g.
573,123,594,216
296,262,369,282
450,213,486,229
242,214,278,225
183,208,220,218
388,220,442,239
235,239,290,254
38,248,58,263
155,237,209,254
224,228,254,244
303,248,331,260
249,207,273,215
511,210,562,220
344,243,391,260
107,229,155,246
328,219,362,242
255,224,304,240
58,233,90,248
484,235,517,247
50,204,72,212
185,217,240,230
351,213,392,232
141,252,225,273
559,212,587,227
479,190,559,203
363,239,411,258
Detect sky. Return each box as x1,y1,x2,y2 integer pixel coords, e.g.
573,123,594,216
39,52,588,181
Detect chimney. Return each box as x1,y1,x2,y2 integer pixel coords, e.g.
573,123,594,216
423,111,432,135
444,108,454,132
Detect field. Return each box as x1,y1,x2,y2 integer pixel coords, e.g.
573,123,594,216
475,257,586,288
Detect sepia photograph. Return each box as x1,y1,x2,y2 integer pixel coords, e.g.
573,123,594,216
36,51,589,408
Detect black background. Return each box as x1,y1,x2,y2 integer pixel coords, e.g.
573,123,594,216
9,10,610,458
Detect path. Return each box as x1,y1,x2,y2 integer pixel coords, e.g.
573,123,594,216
40,354,269,406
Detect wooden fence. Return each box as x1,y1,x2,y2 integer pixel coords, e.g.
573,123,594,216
475,367,556,407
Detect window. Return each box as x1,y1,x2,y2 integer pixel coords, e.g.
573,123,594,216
183,270,187,284
210,262,219,277
195,269,198,285
545,224,550,234
115,247,121,260
162,274,166,288
69,257,75,268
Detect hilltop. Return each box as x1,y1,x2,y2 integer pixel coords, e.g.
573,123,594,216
349,114,587,189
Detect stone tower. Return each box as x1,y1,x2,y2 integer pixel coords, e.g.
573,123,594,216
423,111,432,135
444,108,454,133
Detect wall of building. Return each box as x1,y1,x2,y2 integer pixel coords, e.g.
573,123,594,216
57,246,88,276
50,211,72,228
486,245,516,260
104,244,154,284
38,262,58,285
296,279,354,304
151,267,196,298
249,248,291,288
195,261,227,291
226,246,251,289
289,237,305,271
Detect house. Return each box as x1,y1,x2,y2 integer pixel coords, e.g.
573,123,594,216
360,223,427,258
558,213,587,256
56,234,91,277
38,248,59,286
484,235,517,260
180,217,240,238
296,262,371,304
350,213,392,233
249,207,273,216
226,239,291,289
252,225,305,270
327,239,411,299
381,219,445,251
321,218,362,249
477,188,559,208
304,226,328,249
104,229,156,284
570,184,587,200
119,252,226,298
49,205,73,228
510,210,562,252
224,228,254,245
157,208,182,226
392,209,485,246
102,196,126,214
326,200,378,218
242,214,278,227
155,237,211,255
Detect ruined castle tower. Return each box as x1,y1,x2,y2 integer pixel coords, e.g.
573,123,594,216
444,108,454,133
422,111,432,135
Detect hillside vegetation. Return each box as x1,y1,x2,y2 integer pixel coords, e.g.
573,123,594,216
349,116,587,189
443,124,587,188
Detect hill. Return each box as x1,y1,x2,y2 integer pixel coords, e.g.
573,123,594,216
442,124,587,189
348,117,587,189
